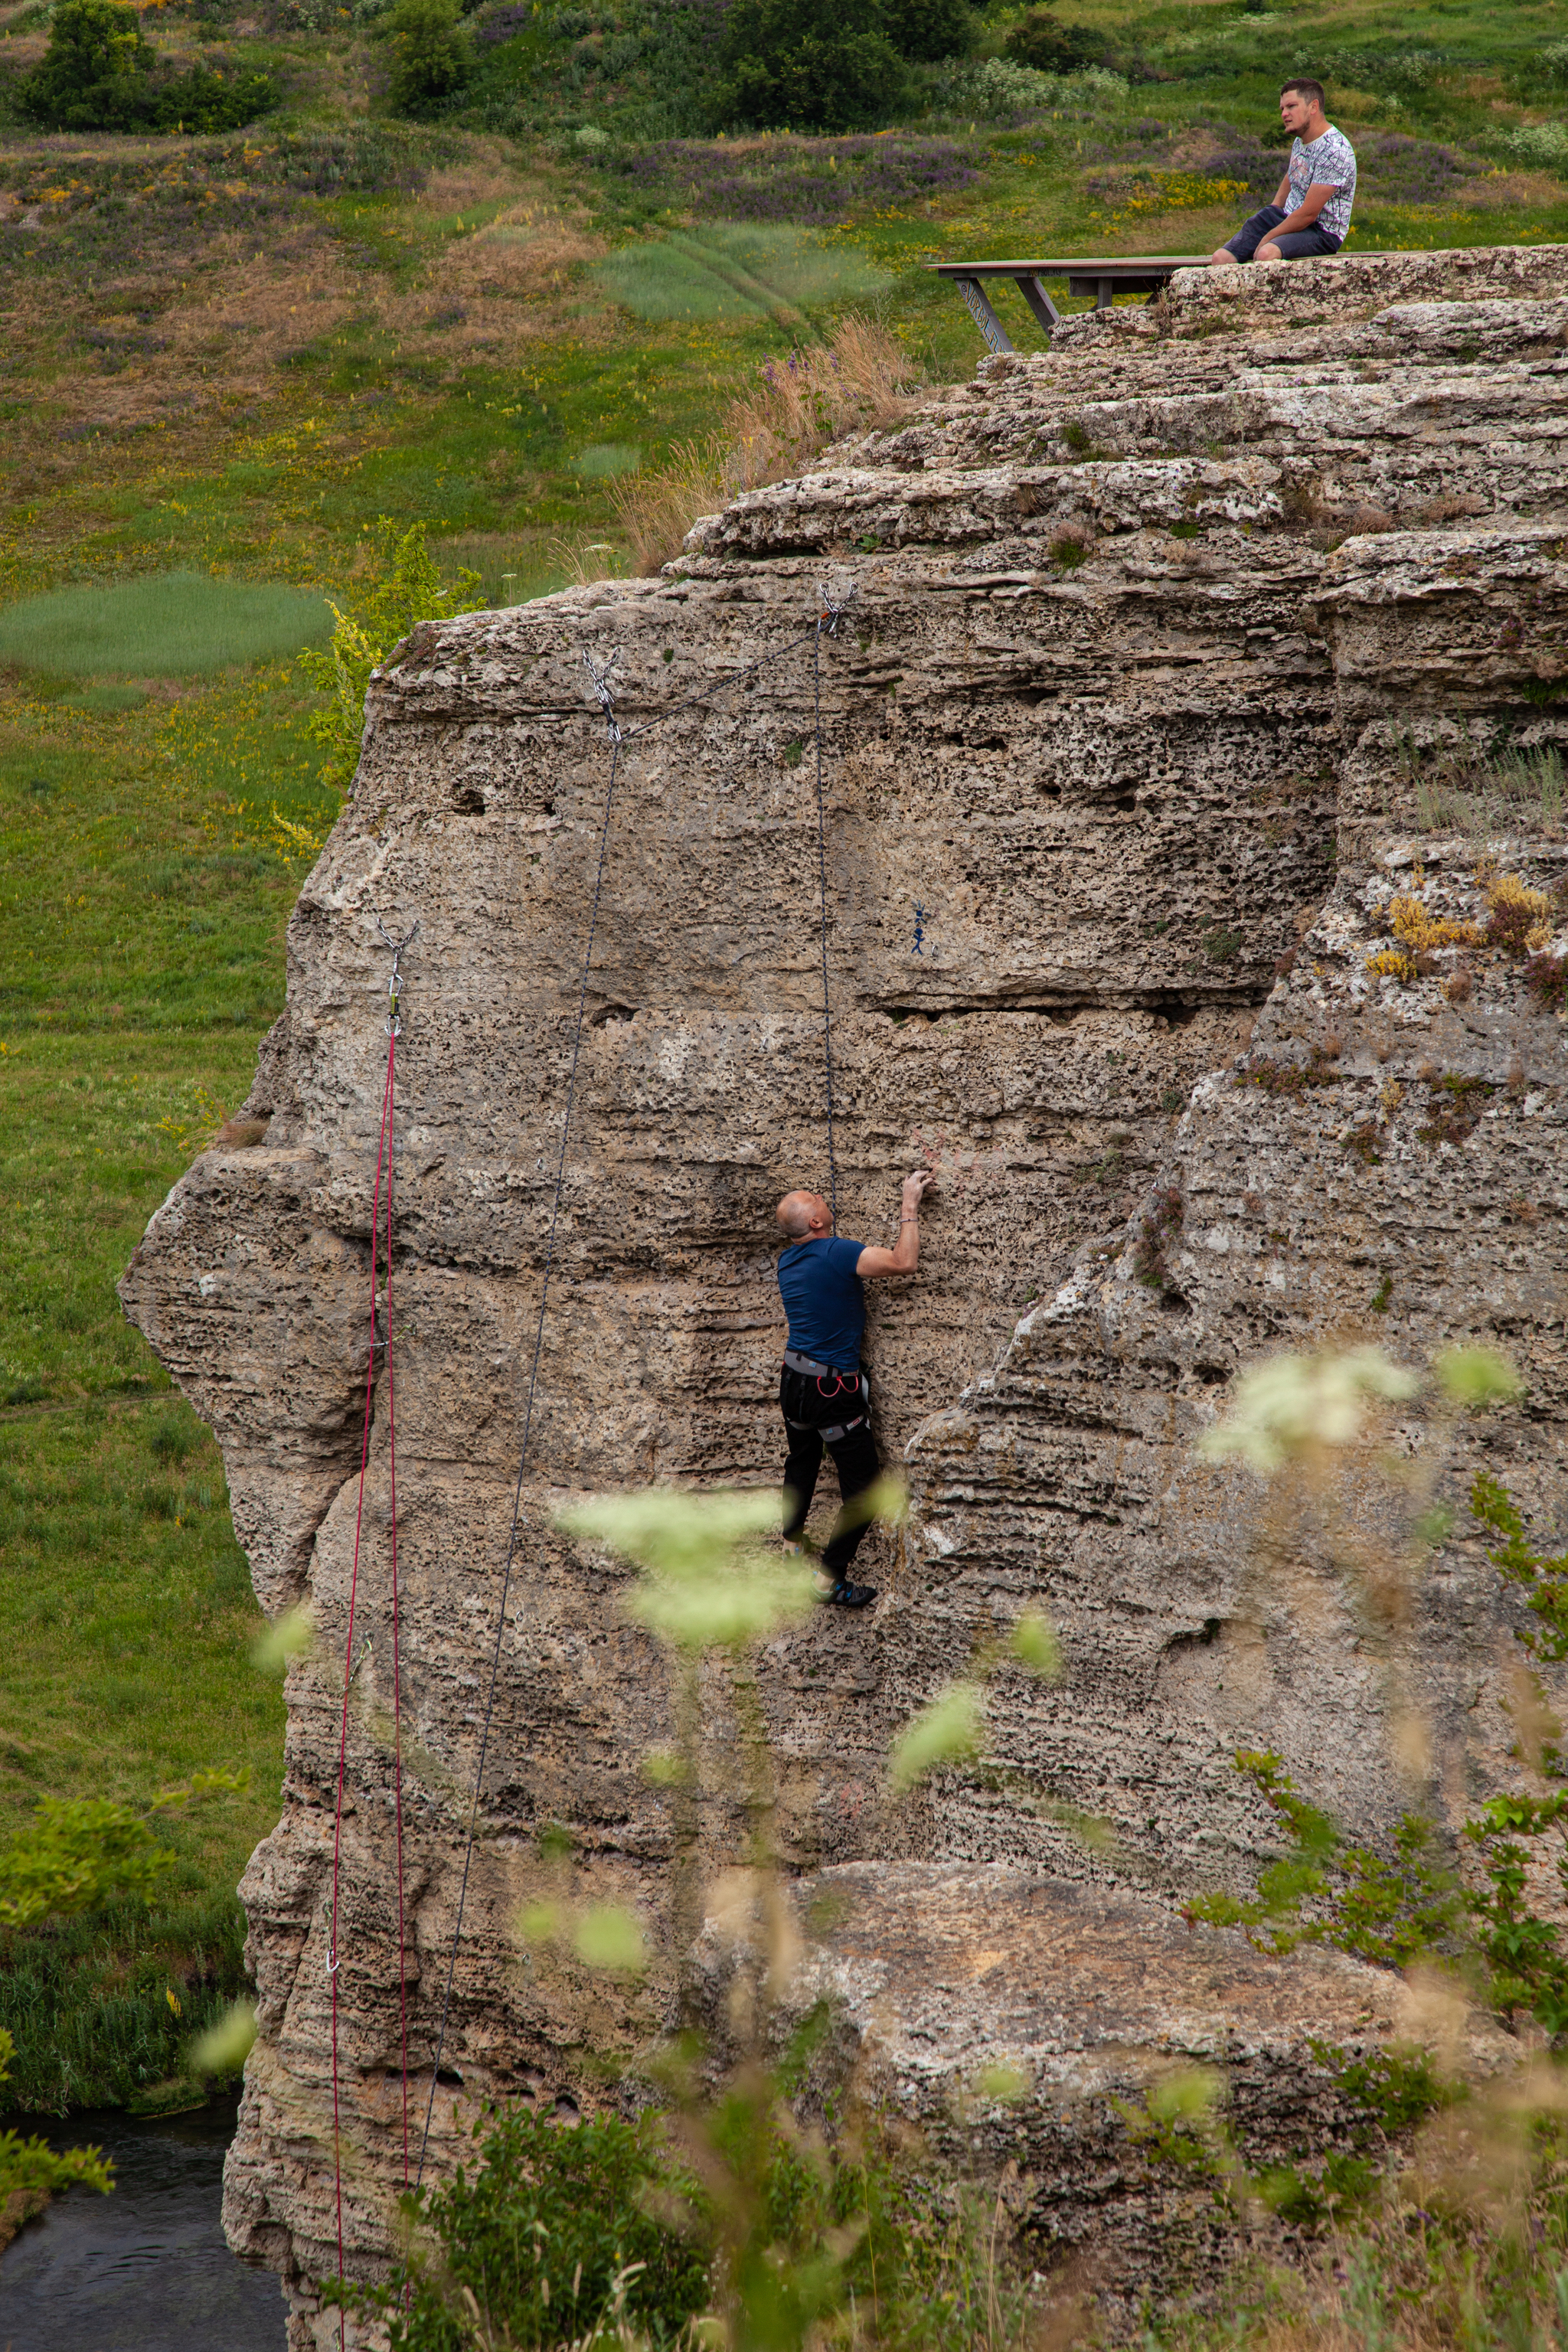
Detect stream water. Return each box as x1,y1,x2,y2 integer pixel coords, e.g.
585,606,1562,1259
0,2095,286,2351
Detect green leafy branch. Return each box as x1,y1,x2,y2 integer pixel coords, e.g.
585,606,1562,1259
1470,1469,1568,1666
1184,1752,1466,1970
0,2026,113,2208
0,1768,250,1931
1464,1790,1568,2038
298,521,483,795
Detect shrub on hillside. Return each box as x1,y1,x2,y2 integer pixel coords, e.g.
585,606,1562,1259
1003,5,1106,73
931,52,1125,119
145,64,278,131
882,0,977,64
705,0,910,131
18,0,275,132
18,0,154,129
385,0,474,113
1506,119,1568,172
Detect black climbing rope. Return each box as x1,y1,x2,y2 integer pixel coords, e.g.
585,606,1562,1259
415,592,854,2184
812,614,838,1226
416,662,622,2185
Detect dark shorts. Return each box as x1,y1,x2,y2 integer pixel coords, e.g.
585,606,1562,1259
1223,204,1343,263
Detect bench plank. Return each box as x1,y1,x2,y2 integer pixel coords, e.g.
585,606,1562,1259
931,256,1214,348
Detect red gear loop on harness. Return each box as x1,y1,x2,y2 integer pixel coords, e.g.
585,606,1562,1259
815,1370,861,1403
328,1024,411,2349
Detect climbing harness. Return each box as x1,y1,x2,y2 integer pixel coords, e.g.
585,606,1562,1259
399,583,860,2182
328,916,416,2345
781,1349,869,1441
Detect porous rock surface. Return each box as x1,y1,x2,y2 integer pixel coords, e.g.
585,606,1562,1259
120,243,1568,2344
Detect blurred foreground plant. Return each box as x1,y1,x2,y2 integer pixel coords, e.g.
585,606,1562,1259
1194,1345,1568,2040
331,1485,1048,2349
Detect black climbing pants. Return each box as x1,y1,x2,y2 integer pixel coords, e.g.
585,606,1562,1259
779,1365,881,1582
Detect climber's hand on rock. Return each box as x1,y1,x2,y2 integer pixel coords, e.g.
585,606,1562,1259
902,1169,935,1214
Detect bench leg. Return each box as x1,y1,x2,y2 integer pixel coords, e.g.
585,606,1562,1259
954,276,1014,355
1096,279,1114,311
1013,275,1060,339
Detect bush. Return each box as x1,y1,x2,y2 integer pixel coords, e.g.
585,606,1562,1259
145,64,277,132
1506,119,1568,172
707,0,910,132
299,520,482,791
385,0,473,113
1003,5,1105,74
19,0,153,130
348,2104,713,2349
931,53,1125,119
884,0,976,64
18,0,275,131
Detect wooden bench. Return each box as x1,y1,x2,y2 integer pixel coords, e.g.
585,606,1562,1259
929,256,1212,352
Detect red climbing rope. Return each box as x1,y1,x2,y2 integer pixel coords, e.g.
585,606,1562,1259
328,918,416,2342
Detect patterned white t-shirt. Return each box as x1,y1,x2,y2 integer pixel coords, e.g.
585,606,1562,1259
1287,126,1357,242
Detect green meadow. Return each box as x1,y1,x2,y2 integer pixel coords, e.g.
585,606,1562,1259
0,0,1566,2119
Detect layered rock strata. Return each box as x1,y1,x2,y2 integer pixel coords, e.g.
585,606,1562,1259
120,242,1568,2344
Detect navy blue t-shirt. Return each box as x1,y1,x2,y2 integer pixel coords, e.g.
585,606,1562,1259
776,1236,867,1371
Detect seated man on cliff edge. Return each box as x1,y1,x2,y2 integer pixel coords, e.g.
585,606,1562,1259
1210,80,1356,268
774,1169,936,1612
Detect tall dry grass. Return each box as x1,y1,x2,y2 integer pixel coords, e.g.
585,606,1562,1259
606,313,923,576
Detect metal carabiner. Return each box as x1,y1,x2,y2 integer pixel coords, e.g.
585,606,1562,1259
583,648,623,745
376,915,420,1036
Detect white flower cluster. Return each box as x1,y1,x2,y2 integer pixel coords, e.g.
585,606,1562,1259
933,54,1129,121
1506,119,1568,168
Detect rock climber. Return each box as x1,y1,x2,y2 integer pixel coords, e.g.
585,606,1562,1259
774,1168,936,1612
1210,80,1357,267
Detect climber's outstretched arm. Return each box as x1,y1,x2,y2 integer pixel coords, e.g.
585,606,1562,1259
855,1169,935,1280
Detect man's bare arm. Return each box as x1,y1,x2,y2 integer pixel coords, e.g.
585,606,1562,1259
1269,181,1334,237
857,1170,935,1280
1272,172,1291,207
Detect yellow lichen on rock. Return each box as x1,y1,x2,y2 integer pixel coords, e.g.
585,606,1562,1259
1388,893,1480,953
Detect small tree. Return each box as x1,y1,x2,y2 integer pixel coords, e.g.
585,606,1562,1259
707,0,910,132
1002,5,1104,73
20,0,154,130
19,0,273,131
385,0,473,114
884,0,977,63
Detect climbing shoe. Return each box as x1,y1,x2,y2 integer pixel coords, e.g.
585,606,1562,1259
817,1577,876,1609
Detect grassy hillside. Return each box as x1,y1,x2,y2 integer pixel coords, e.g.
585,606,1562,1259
0,0,1564,2110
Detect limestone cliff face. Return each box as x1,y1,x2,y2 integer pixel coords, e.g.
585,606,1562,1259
121,243,1568,2344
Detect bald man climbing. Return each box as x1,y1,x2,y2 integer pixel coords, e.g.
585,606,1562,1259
775,1168,936,1610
